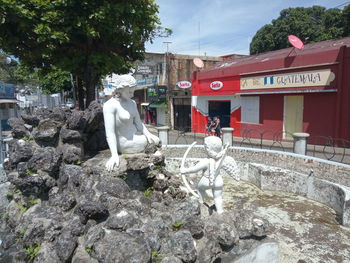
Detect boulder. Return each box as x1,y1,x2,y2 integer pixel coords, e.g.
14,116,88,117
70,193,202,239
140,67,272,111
58,164,84,191
33,108,52,121
54,231,78,262
87,228,151,263
165,230,197,263
83,101,103,134
7,118,29,139
85,128,108,152
49,107,67,122
60,144,83,164
27,147,62,177
60,128,82,143
32,119,62,147
96,176,130,199
8,139,34,165
67,110,86,131
74,200,109,224
21,112,40,126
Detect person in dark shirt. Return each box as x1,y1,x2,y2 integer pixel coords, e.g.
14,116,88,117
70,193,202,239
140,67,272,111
213,116,221,137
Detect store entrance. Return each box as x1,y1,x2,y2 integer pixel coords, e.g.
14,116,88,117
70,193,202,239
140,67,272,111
208,101,230,127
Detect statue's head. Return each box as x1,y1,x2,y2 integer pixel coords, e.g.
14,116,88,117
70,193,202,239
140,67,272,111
112,75,137,99
204,136,223,159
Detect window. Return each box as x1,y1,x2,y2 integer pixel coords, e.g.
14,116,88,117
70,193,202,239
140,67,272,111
241,96,260,124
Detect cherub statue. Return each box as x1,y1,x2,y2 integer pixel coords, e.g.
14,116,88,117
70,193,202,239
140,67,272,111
103,75,160,171
180,136,240,214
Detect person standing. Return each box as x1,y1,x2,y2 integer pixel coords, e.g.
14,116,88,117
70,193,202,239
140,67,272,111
213,116,221,137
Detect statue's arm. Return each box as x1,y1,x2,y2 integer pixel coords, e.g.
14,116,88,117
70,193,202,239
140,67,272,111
103,101,119,170
181,160,208,174
133,101,160,144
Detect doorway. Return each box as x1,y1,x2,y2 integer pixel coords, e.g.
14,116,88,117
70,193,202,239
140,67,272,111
208,101,231,128
283,95,304,138
174,98,191,131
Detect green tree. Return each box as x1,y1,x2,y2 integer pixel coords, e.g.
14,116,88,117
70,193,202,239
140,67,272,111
0,0,169,108
343,4,350,36
250,6,346,54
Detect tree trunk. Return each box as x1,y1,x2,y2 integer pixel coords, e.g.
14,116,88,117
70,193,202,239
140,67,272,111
76,77,85,110
84,72,99,108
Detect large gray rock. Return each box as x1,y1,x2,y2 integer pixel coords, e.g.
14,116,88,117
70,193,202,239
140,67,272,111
74,200,109,224
204,213,239,248
67,110,86,131
54,231,78,262
8,139,34,165
165,230,197,263
85,128,108,152
161,256,183,263
86,227,151,263
49,187,76,211
96,176,130,199
49,107,67,122
27,147,62,177
7,118,29,138
60,144,83,164
58,164,85,191
32,119,62,147
83,101,103,134
21,112,40,126
60,128,82,143
33,108,52,120
105,211,139,231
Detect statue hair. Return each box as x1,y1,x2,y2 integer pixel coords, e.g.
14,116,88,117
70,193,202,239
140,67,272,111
111,74,137,98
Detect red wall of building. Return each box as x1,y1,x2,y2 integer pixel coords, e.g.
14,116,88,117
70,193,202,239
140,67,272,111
303,93,337,137
237,95,284,140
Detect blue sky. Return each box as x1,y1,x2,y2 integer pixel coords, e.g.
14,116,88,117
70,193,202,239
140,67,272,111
145,0,350,56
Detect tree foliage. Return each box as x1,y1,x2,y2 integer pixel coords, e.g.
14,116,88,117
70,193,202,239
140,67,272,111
0,0,169,107
250,5,350,55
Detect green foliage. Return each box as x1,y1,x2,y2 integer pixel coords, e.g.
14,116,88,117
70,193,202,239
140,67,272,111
72,160,82,166
28,199,39,206
6,191,13,199
151,251,165,263
16,202,27,214
15,228,26,242
25,244,41,260
21,136,34,141
172,222,183,231
2,212,9,221
344,4,350,36
85,247,93,255
24,169,36,177
0,0,170,106
144,186,154,198
250,5,349,54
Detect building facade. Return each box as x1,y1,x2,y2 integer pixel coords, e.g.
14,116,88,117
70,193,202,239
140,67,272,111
167,53,223,130
192,37,350,141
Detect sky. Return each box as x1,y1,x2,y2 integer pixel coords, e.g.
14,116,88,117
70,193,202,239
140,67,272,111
145,0,350,56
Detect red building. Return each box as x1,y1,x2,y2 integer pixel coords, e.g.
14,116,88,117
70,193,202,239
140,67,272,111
192,37,350,141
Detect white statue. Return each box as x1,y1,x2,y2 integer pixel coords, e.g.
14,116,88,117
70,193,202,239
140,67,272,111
103,75,160,171
180,136,240,214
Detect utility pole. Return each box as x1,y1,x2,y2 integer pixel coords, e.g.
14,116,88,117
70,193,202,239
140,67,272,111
163,41,172,128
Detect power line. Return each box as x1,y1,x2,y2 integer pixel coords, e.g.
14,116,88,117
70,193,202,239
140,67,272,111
333,1,350,8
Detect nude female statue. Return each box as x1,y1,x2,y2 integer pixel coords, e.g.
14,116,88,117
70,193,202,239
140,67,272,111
103,75,160,171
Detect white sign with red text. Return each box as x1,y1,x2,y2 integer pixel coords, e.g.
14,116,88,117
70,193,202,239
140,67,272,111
210,81,223,90
176,80,192,89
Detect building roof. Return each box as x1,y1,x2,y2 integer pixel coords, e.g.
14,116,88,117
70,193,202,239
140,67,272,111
199,37,350,78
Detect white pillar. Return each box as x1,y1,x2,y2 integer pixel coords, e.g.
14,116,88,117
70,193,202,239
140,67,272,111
292,132,310,155
157,126,170,146
222,127,234,146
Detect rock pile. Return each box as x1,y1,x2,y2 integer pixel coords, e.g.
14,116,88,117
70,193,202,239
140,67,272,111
0,104,271,263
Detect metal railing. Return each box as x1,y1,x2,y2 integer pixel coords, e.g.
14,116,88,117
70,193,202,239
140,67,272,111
165,127,350,165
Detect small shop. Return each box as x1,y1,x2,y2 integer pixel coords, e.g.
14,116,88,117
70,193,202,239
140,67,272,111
144,85,167,126
192,37,350,141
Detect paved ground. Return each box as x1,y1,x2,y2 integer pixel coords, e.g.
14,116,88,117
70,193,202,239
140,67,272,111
221,178,350,263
